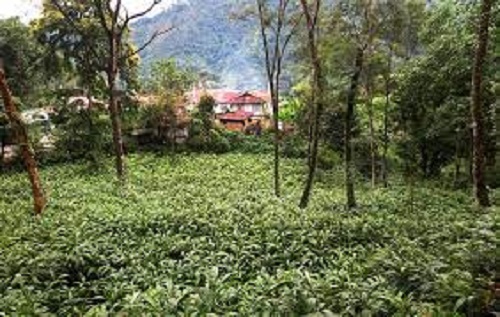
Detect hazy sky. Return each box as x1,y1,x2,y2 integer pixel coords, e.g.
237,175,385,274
0,0,174,22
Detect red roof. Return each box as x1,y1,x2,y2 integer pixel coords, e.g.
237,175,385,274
187,88,240,105
219,110,254,121
248,90,271,103
209,90,241,104
187,88,271,105
228,92,266,105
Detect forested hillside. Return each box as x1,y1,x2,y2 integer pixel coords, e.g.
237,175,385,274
132,0,266,89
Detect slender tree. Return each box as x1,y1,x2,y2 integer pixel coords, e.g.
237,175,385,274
378,0,409,188
360,11,383,189
0,69,46,215
363,51,377,188
470,0,494,207
299,0,323,209
381,46,391,188
51,0,171,183
345,47,364,208
343,0,379,209
257,0,301,197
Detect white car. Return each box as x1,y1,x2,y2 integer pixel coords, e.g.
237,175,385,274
21,110,50,125
21,110,54,135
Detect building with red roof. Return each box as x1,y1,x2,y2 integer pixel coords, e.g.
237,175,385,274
187,87,272,132
218,109,255,132
227,92,267,105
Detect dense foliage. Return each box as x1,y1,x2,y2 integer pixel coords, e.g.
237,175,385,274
392,1,496,179
32,0,140,95
0,154,498,315
0,17,53,108
52,107,112,165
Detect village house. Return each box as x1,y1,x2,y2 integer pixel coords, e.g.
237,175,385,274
187,87,272,132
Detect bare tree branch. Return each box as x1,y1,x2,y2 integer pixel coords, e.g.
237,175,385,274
313,0,321,28
280,13,303,59
271,0,285,78
257,0,274,83
126,26,174,59
112,0,122,29
120,0,162,34
129,0,161,21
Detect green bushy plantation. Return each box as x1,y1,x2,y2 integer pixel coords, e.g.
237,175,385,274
0,154,498,315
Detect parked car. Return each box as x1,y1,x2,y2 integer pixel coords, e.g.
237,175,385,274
22,109,49,124
21,109,53,134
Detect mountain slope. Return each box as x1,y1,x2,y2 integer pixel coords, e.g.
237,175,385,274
132,0,266,90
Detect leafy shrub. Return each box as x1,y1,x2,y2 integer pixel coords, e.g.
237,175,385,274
352,137,383,179
52,107,112,166
188,128,273,154
186,96,235,154
282,134,308,159
198,95,215,134
121,99,142,133
187,128,231,154
138,105,164,132
226,131,274,154
282,135,341,170
318,146,342,170
279,97,303,124
0,153,497,315
486,164,500,188
208,129,231,153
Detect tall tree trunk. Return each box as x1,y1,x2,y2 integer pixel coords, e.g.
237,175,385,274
382,49,391,188
299,22,324,209
492,101,498,168
256,0,284,198
470,0,493,207
272,86,280,197
108,33,126,183
345,47,364,209
273,59,281,198
454,127,461,188
86,86,97,164
409,165,415,214
0,70,46,215
368,97,376,187
307,105,314,166
469,127,474,183
365,76,376,188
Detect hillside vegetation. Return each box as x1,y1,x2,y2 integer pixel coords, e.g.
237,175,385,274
132,0,266,89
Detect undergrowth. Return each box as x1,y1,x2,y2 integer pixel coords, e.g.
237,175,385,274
0,153,498,316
